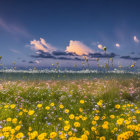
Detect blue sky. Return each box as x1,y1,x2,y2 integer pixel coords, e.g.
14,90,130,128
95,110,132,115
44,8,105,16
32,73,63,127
0,0,140,69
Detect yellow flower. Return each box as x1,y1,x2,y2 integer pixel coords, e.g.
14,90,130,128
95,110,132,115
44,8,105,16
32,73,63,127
104,121,109,125
69,114,75,119
132,116,136,119
100,136,106,140
125,120,131,125
19,111,23,116
65,109,69,113
29,127,32,131
50,103,54,106
50,132,57,139
84,130,90,135
4,105,9,109
114,127,118,131
102,124,108,129
117,118,124,125
96,110,100,113
59,104,64,109
94,116,99,121
37,104,42,108
80,100,85,104
74,122,80,127
82,116,87,121
92,121,96,125
136,110,140,114
110,115,115,119
3,132,9,138
15,125,21,131
131,64,134,68
10,104,15,109
16,132,24,139
91,126,96,131
81,134,88,140
11,129,15,134
7,118,12,122
23,109,28,112
45,106,50,110
64,125,70,131
59,117,62,121
12,118,17,124
64,121,69,124
68,131,72,136
28,110,35,115
102,116,106,120
97,100,103,107
115,104,120,109
75,116,79,120
79,108,83,112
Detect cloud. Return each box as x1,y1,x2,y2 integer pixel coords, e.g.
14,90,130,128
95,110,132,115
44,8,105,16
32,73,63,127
89,52,117,58
115,43,120,48
31,51,56,59
31,50,83,61
30,38,56,53
97,44,103,50
0,18,31,38
130,52,135,54
35,60,40,64
65,40,94,55
29,61,34,64
40,38,56,51
120,55,140,60
52,51,75,56
133,36,139,43
22,60,26,63
10,49,20,54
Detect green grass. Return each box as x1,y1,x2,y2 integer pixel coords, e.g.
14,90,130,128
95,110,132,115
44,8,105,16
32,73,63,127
0,79,140,140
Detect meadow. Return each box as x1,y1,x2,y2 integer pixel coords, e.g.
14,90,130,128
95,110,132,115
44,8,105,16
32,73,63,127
0,78,140,140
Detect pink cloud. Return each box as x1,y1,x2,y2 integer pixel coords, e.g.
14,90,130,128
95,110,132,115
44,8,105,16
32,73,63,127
0,18,31,38
65,40,94,55
30,38,56,52
115,43,120,48
134,36,139,43
97,44,103,50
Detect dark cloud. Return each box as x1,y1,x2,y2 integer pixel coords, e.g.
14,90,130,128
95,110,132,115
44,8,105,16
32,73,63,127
30,50,118,61
130,52,135,55
31,50,82,61
31,51,56,59
22,60,26,63
89,52,117,58
52,51,75,56
120,56,140,60
29,61,34,64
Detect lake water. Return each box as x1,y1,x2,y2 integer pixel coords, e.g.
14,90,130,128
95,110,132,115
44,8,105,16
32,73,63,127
0,69,140,81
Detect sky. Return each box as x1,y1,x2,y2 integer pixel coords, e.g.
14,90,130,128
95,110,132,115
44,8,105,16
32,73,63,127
0,0,140,69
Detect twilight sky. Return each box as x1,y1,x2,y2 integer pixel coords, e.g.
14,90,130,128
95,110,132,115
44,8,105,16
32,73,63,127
0,0,140,69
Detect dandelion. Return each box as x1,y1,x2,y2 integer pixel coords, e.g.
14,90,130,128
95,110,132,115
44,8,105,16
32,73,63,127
28,110,35,115
10,104,15,109
50,103,55,106
16,132,24,139
45,106,50,110
74,122,80,127
69,114,75,120
94,116,99,121
65,109,69,113
115,104,120,109
50,132,57,139
59,104,64,109
80,100,85,104
37,104,42,108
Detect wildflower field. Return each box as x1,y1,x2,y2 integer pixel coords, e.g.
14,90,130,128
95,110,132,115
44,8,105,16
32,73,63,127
0,78,140,140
